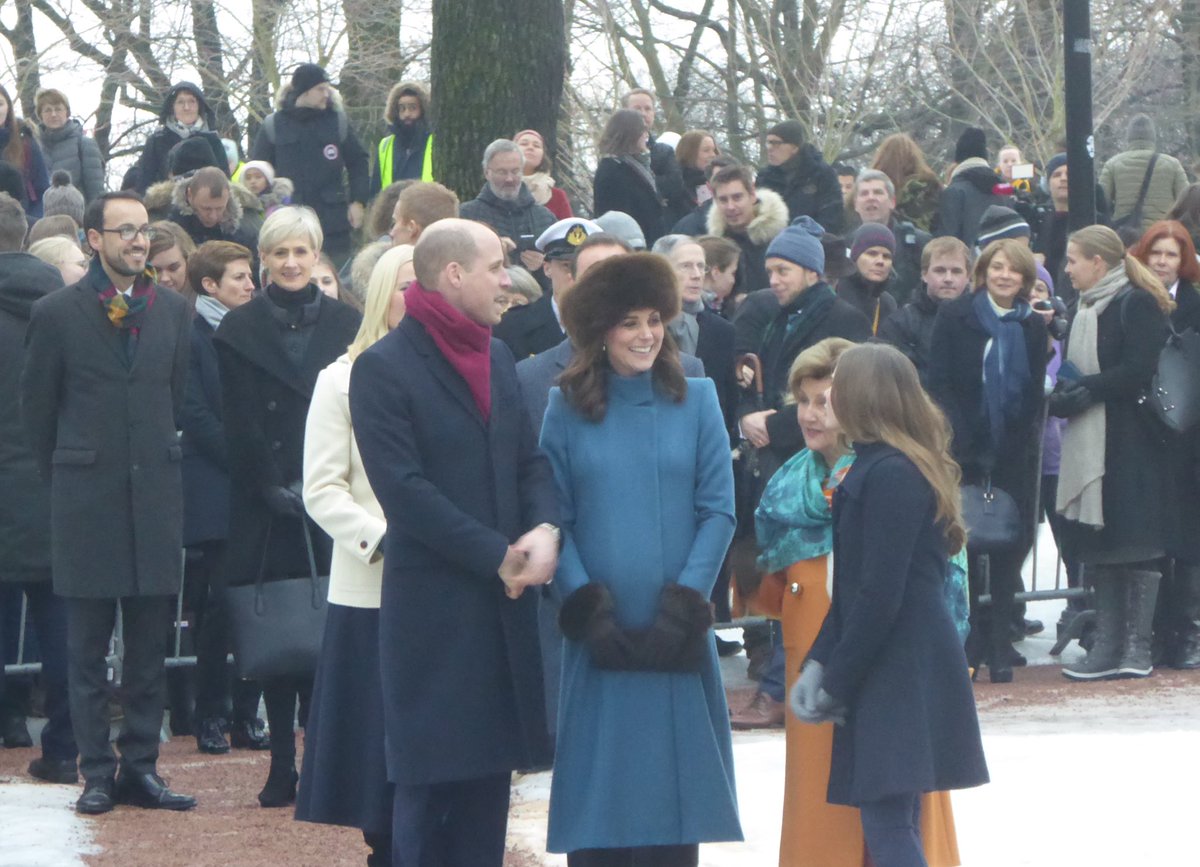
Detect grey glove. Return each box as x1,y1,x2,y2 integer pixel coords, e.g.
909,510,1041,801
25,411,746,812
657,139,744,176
789,660,824,723
812,687,848,726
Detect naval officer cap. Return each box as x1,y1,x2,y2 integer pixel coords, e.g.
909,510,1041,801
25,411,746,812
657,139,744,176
536,218,604,261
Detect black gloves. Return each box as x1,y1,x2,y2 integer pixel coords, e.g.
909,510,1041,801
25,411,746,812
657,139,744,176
262,484,305,517
1048,382,1096,418
559,583,714,673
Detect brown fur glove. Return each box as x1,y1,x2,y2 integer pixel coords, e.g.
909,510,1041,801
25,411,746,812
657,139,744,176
635,584,714,673
559,583,641,670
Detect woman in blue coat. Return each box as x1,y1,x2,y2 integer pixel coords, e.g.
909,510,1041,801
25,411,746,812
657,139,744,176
540,253,741,865
793,343,988,867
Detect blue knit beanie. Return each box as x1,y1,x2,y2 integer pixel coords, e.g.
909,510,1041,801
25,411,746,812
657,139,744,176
765,216,826,273
850,222,896,261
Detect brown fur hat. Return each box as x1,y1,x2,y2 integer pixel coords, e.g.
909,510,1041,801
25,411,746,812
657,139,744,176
560,252,681,350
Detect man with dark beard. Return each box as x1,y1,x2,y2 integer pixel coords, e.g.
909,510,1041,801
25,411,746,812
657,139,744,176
372,82,434,190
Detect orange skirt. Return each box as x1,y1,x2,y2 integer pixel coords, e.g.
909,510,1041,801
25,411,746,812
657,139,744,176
777,557,960,867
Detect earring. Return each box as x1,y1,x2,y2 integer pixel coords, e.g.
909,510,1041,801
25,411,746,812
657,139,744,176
602,343,607,353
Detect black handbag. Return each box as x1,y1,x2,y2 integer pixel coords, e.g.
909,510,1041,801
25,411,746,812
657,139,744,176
961,477,1022,555
226,518,328,679
1139,324,1200,433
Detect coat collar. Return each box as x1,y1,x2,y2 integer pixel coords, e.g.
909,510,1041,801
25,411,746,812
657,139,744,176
838,441,902,497
215,292,354,398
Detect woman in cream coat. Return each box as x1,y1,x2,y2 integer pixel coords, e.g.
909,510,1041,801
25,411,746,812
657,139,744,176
295,244,414,865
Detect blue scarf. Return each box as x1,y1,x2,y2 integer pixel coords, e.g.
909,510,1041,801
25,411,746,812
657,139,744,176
755,446,971,643
972,288,1031,454
755,449,854,573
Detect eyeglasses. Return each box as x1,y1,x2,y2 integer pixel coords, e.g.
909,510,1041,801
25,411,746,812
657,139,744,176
100,224,159,242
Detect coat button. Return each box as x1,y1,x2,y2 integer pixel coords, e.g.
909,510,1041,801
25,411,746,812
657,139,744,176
271,441,282,450
790,582,802,596
359,541,368,550
267,400,277,411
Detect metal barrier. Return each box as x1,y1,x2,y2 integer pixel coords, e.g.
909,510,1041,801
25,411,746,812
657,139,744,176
5,524,1087,677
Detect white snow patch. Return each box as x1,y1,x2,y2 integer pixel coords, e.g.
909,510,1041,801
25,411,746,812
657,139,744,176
0,775,97,866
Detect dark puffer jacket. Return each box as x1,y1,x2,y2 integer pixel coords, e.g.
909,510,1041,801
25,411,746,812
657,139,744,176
460,183,556,252
875,289,942,384
38,119,105,203
755,145,845,233
937,159,1010,248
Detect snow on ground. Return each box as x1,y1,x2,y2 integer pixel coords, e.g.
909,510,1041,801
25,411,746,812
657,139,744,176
8,525,1199,865
0,769,97,866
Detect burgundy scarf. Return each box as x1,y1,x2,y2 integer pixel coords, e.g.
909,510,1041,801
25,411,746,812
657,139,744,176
404,281,492,421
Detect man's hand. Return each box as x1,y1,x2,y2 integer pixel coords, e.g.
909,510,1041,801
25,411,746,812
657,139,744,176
513,525,559,587
520,249,545,271
739,409,776,449
347,202,365,229
499,236,518,255
498,546,529,599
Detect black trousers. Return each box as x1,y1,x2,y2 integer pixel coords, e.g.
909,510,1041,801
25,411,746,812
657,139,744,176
567,845,699,866
391,772,510,867
185,542,260,723
67,595,171,781
0,582,75,760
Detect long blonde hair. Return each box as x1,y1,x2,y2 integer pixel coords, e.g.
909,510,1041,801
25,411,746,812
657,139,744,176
1069,224,1175,314
347,244,414,360
831,343,966,554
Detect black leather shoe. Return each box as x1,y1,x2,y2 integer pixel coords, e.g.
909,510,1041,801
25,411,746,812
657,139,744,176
196,717,230,755
29,756,79,784
229,717,270,750
715,636,743,657
1,714,33,748
76,777,115,814
113,772,197,811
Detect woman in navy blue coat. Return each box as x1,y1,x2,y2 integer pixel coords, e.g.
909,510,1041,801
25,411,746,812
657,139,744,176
794,343,988,867
542,253,740,866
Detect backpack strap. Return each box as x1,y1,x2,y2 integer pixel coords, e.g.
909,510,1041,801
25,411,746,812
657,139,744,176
1123,153,1159,223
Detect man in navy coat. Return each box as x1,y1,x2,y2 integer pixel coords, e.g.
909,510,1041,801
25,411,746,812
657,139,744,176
349,218,560,867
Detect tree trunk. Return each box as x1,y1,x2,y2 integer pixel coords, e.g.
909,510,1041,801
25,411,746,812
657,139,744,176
7,0,42,117
248,0,288,144
339,0,407,152
191,0,240,147
1181,0,1200,160
431,0,566,199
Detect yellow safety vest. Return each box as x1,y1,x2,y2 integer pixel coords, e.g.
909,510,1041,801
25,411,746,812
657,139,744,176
378,134,434,187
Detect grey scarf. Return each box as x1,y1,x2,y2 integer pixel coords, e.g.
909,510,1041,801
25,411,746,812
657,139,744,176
194,294,229,331
165,117,208,140
668,298,704,356
617,153,658,197
1056,265,1128,528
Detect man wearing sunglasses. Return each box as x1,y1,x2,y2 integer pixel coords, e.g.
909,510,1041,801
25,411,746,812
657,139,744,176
21,191,195,816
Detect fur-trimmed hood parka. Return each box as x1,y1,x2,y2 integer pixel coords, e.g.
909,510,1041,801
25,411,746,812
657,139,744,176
706,187,790,297
385,81,430,125
145,178,263,225
705,186,789,246
168,175,249,236
560,252,682,349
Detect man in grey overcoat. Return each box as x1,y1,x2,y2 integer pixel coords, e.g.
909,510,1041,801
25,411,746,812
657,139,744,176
21,191,195,815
